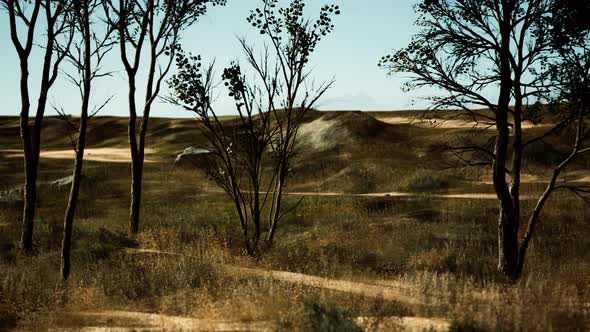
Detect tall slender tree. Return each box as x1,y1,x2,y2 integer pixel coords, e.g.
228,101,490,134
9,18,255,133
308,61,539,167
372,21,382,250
104,0,226,235
3,0,73,253
60,0,115,281
380,0,590,280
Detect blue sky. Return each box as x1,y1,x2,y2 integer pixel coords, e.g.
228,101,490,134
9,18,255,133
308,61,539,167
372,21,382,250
0,0,427,118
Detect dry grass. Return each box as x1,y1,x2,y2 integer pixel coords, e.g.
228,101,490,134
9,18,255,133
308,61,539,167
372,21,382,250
0,113,589,331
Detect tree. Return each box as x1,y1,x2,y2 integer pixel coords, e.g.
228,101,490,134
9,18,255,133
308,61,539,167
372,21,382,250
3,0,73,253
60,0,115,281
246,0,339,246
170,54,277,255
103,0,226,235
380,0,590,280
168,0,339,254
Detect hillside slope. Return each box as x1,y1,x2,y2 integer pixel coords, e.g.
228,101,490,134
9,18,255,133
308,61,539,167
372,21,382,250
1,110,588,193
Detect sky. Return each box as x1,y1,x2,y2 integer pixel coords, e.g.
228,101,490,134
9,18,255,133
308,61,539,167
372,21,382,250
0,0,428,118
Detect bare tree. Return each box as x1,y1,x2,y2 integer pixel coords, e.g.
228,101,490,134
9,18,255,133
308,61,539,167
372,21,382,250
380,0,590,280
3,0,73,253
170,54,277,255
248,0,339,245
103,0,226,235
60,0,115,281
168,0,339,254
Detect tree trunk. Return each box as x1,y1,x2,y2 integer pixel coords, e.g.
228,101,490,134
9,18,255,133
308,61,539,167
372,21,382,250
268,168,286,245
61,114,88,281
236,200,253,256
129,112,149,234
127,74,141,234
8,0,41,254
21,159,37,252
495,0,519,280
129,157,143,234
128,40,156,233
22,17,56,252
497,207,520,279
252,172,261,248
61,1,91,281
18,57,35,253
127,125,145,235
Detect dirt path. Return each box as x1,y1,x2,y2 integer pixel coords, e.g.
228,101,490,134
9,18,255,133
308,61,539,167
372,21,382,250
1,148,158,163
53,310,274,331
280,191,526,200
88,248,450,331
125,249,423,306
54,310,451,331
355,316,451,331
478,171,590,185
374,115,551,130
226,265,424,305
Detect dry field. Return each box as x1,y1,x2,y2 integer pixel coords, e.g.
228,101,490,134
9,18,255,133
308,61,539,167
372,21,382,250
1,111,589,331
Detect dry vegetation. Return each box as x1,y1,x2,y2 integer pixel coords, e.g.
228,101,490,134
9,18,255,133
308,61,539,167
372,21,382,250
1,112,589,331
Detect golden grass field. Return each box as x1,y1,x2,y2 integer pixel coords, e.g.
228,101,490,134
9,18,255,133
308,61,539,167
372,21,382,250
0,110,589,331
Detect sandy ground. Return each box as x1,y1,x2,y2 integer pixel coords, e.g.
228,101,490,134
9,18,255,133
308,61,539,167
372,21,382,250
53,311,451,332
479,171,590,185
51,310,275,332
53,248,450,332
375,115,550,130
124,248,423,305
283,191,517,200
1,148,157,163
297,115,351,151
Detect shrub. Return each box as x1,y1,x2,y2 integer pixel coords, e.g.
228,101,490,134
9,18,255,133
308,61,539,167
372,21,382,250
408,247,458,273
449,316,486,332
73,227,138,262
399,170,450,192
300,300,362,332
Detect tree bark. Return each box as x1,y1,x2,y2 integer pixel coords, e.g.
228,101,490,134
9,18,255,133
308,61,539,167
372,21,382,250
127,74,141,234
61,113,88,281
17,54,41,254
17,52,35,253
129,160,143,234
235,198,253,256
497,207,520,278
129,111,149,234
21,160,38,253
268,166,286,245
252,167,262,248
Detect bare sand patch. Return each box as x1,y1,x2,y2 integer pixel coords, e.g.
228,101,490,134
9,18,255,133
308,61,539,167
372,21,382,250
355,316,450,332
375,115,549,130
124,248,424,306
480,171,590,185
54,310,274,331
56,310,450,332
116,248,450,332
563,171,590,183
1,147,157,163
297,116,350,151
375,115,492,129
284,191,511,200
575,175,590,183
